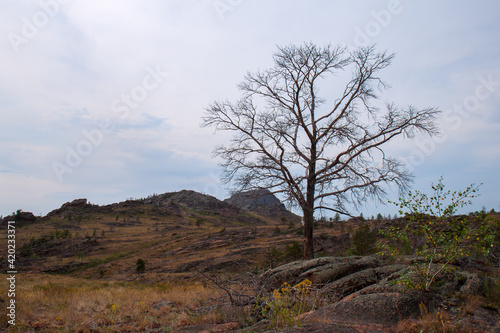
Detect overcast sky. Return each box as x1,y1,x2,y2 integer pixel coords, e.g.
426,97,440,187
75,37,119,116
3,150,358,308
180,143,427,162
1,0,499,218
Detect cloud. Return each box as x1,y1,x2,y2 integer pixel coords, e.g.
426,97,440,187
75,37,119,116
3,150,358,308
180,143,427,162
0,172,74,216
0,0,499,217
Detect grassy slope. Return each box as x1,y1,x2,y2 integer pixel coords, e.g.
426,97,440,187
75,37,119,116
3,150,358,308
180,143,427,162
2,206,497,332
0,203,345,331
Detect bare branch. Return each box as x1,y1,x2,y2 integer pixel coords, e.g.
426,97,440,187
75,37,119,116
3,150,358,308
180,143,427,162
202,42,441,258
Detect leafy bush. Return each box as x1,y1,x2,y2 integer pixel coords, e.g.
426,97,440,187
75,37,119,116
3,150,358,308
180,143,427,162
379,178,497,291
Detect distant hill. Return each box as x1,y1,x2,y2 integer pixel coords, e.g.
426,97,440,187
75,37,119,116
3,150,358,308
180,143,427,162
224,189,299,222
143,190,240,215
10,188,316,278
40,189,300,227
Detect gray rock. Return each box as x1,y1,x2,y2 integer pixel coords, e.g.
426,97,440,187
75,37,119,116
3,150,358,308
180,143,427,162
2,211,37,222
224,189,298,220
300,256,379,285
263,257,348,288
319,268,379,300
459,272,489,296
304,291,440,330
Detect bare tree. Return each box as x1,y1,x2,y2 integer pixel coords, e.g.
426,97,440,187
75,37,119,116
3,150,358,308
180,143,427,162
203,43,440,259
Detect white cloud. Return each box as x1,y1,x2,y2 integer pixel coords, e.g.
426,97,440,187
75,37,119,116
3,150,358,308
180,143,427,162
0,172,74,216
0,0,499,216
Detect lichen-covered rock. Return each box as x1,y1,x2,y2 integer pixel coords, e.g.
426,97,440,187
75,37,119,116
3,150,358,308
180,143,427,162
459,272,489,296
303,291,441,332
319,268,379,300
258,255,500,332
299,256,379,285
263,256,379,289
263,257,344,288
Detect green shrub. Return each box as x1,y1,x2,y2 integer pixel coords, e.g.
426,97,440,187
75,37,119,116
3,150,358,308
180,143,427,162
136,259,146,274
340,221,345,233
349,224,377,255
264,246,283,269
379,177,497,291
284,241,303,260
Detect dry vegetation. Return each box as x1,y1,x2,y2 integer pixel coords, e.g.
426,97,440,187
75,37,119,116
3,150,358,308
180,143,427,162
1,199,498,332
0,200,344,332
0,273,250,332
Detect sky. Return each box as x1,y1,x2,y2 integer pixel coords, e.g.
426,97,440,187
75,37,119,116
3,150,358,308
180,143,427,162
1,0,499,218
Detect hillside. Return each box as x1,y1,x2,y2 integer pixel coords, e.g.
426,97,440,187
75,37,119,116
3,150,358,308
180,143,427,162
4,189,312,278
0,191,499,332
224,189,299,222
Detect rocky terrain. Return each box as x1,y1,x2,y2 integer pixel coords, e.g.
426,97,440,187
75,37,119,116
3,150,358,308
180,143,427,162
224,189,299,222
1,190,499,332
258,256,499,332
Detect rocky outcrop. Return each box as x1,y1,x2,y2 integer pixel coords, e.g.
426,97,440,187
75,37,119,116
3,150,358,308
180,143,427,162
62,198,88,209
2,211,37,223
224,189,299,221
263,256,380,288
261,256,496,332
145,190,239,215
298,291,440,333
45,198,95,218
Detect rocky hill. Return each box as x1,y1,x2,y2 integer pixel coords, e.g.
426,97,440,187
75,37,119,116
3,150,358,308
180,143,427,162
2,191,499,332
224,189,299,222
42,189,296,223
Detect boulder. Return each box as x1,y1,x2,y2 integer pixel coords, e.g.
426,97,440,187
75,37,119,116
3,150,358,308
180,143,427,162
459,272,490,296
259,256,498,332
2,211,37,223
263,256,379,289
61,198,88,209
224,189,299,221
318,268,379,301
302,291,440,332
263,257,347,288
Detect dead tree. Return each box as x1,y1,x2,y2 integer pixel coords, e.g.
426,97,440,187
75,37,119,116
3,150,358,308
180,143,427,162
203,43,440,259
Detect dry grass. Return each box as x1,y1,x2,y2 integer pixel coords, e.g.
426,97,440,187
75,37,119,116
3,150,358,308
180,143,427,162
0,202,361,332
396,308,471,333
395,301,494,333
1,273,251,332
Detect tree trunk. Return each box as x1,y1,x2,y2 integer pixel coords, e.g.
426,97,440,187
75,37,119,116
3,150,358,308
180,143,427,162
303,206,315,259
303,140,317,260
